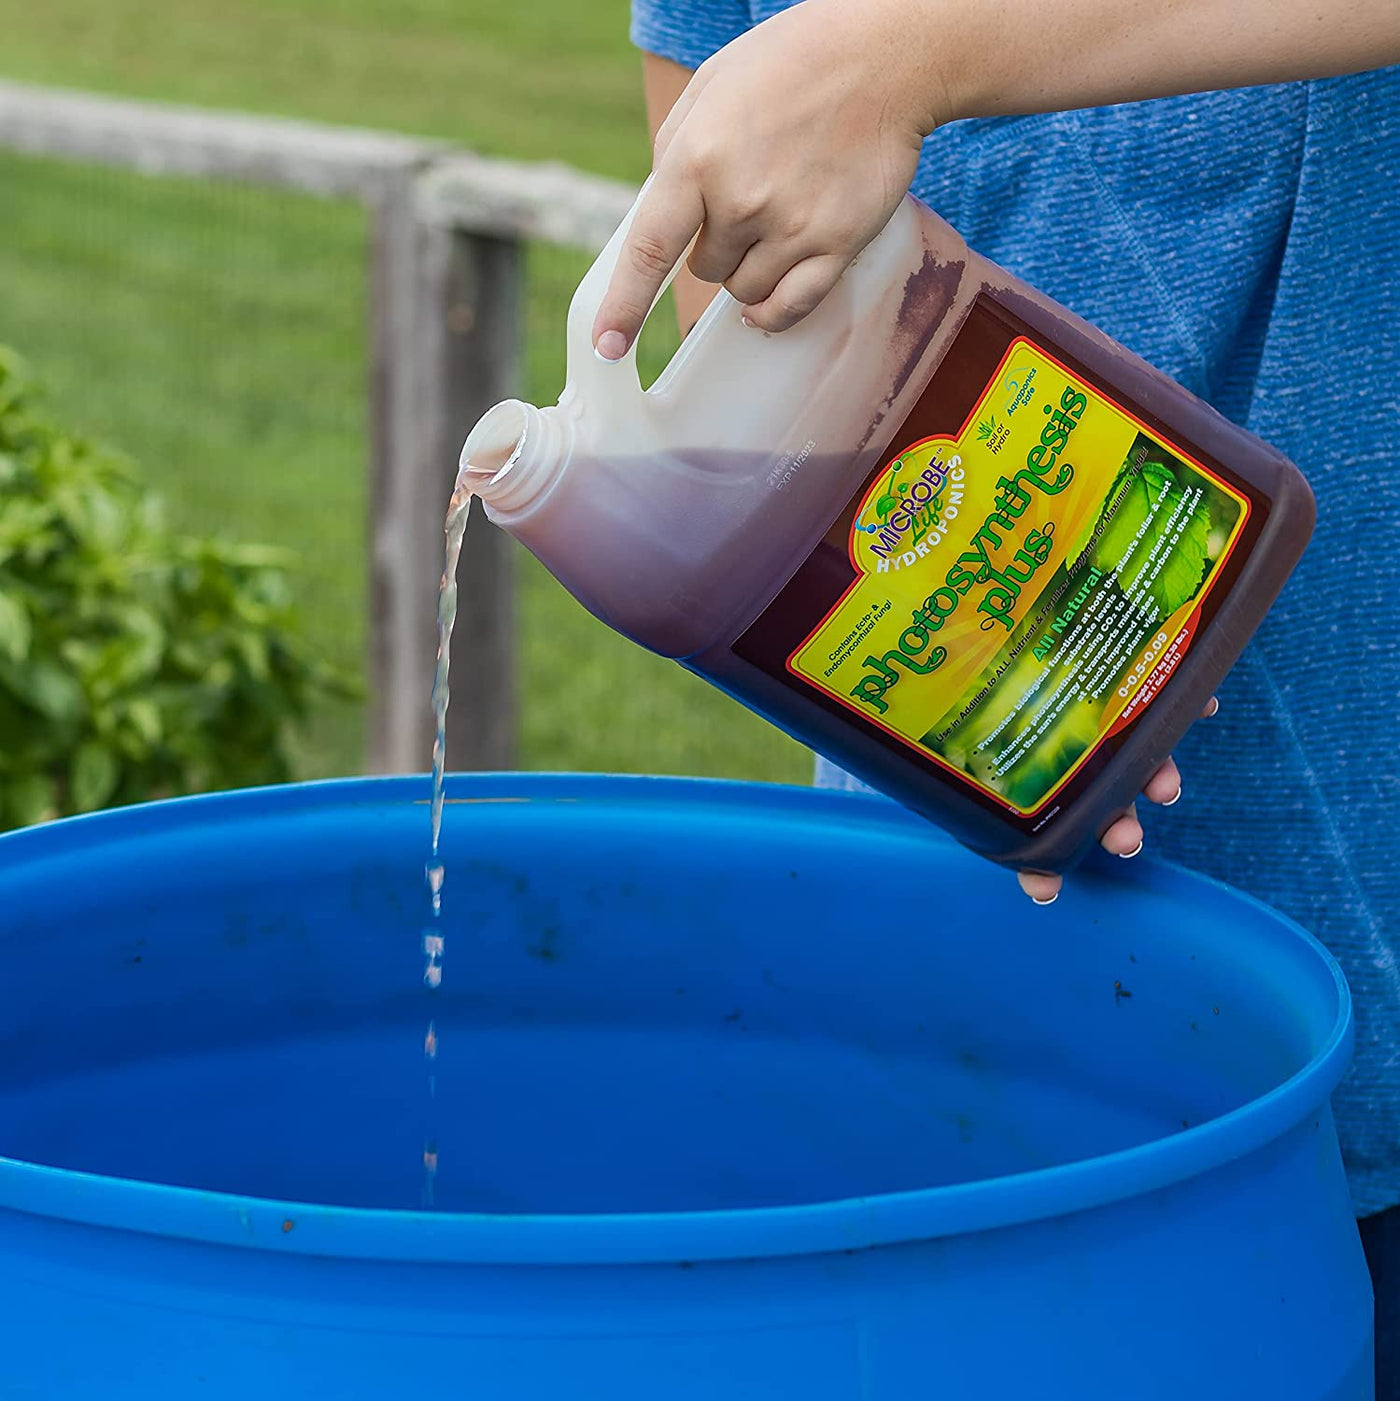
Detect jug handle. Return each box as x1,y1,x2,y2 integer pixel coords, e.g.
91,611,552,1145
565,178,702,419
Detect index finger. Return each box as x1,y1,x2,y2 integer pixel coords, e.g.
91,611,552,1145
593,176,704,361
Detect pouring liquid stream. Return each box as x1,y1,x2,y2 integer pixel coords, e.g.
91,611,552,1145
420,472,479,1209
422,461,496,1209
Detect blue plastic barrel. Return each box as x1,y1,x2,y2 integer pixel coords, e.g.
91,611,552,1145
0,775,1372,1397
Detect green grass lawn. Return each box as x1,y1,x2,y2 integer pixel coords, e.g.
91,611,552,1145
0,0,811,786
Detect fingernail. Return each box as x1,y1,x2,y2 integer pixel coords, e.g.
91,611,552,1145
1032,892,1059,906
1205,697,1220,718
741,315,756,329
1119,839,1144,859
1162,787,1182,807
594,330,629,362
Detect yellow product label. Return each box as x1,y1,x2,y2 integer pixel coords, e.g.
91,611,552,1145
788,339,1251,817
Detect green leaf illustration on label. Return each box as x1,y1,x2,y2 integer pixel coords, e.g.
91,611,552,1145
917,433,1240,812
1087,445,1214,619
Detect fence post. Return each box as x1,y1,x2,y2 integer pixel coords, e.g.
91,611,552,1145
432,227,522,774
368,178,521,775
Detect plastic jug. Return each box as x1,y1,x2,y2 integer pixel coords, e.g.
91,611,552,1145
459,191,1314,874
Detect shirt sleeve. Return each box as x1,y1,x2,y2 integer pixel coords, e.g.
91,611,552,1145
630,0,753,71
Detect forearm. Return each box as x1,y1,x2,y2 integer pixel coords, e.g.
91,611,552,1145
923,0,1400,127
606,0,1397,353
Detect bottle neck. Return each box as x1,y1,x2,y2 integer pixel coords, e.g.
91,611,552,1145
459,400,571,516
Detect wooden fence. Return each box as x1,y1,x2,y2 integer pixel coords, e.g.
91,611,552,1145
0,79,637,773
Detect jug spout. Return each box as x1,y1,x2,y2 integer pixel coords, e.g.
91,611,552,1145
459,399,572,516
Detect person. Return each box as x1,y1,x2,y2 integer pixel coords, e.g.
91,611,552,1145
600,0,1400,1386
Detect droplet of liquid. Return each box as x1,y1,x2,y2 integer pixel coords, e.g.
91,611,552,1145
423,931,444,987
424,1020,438,1059
421,1138,439,1209
426,860,444,916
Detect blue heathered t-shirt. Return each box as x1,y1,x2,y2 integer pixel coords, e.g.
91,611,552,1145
632,0,1400,1215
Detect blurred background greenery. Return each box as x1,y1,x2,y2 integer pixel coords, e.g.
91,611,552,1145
0,0,811,799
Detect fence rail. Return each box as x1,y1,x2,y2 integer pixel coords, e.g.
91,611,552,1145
0,78,637,774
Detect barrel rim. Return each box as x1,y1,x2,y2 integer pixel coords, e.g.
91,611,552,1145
0,774,1353,1266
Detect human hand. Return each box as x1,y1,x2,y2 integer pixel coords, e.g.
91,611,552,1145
1017,697,1220,904
609,0,1400,365
595,0,941,357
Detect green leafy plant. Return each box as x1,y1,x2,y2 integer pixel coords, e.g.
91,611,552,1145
0,347,356,829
